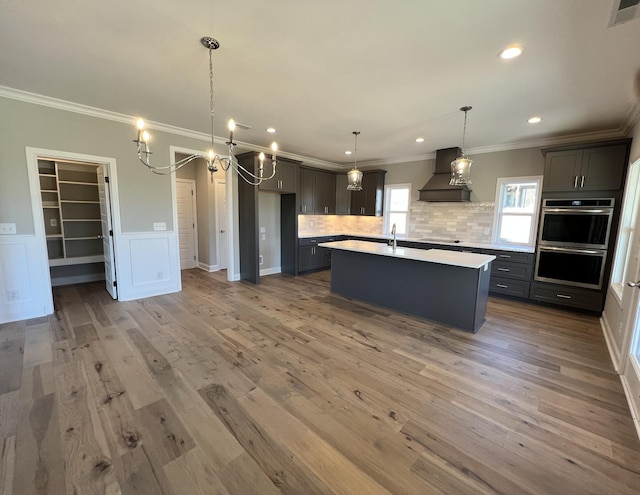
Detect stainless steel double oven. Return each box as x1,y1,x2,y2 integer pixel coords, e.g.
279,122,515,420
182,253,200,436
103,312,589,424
534,198,615,289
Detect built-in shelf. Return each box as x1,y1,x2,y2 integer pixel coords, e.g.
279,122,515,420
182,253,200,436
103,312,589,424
38,158,105,286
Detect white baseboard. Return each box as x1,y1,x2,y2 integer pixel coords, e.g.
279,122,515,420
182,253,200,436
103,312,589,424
621,355,640,441
600,313,622,373
260,266,282,276
198,262,219,272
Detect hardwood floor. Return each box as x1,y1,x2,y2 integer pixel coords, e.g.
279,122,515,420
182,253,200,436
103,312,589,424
1,268,640,494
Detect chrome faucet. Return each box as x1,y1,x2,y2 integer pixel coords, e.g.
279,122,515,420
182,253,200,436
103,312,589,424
391,223,397,250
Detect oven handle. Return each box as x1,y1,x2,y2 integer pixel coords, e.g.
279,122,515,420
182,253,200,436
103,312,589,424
539,246,604,255
543,208,612,214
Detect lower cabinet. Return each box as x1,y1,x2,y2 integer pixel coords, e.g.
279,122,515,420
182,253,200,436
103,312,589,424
529,282,604,312
298,236,340,273
481,249,534,299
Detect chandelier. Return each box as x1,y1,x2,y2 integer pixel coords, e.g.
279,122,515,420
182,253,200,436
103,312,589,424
450,106,473,185
133,36,278,185
346,131,363,191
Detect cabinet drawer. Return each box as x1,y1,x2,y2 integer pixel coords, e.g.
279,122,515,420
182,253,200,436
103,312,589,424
489,277,530,298
529,282,603,311
299,237,320,247
491,261,532,280
482,250,534,264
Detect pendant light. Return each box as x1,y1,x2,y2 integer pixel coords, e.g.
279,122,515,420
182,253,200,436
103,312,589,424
347,131,363,191
450,106,473,185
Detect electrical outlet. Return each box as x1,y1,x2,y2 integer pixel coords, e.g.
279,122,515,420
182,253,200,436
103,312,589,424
153,222,166,231
50,218,57,227
259,255,264,266
0,223,16,234
157,271,164,279
6,289,19,301
484,227,490,235
261,233,266,241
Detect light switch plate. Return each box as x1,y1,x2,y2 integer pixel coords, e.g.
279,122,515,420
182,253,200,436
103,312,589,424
0,223,16,234
153,222,167,231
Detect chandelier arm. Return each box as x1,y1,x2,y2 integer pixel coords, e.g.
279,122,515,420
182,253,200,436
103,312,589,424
232,159,277,183
138,153,202,172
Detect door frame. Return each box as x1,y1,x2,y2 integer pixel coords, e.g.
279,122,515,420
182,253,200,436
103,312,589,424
175,178,199,269
215,178,229,270
25,147,123,306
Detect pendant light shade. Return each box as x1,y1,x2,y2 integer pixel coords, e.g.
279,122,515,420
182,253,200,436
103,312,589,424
450,106,473,186
347,131,363,191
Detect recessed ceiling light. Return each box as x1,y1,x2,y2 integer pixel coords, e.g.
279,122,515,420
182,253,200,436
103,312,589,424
415,137,425,143
266,127,277,133
498,45,523,60
527,116,542,124
345,150,352,155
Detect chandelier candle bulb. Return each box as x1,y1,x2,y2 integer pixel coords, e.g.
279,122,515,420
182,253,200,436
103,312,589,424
259,152,265,175
142,131,150,153
228,119,235,143
136,118,145,142
271,142,278,160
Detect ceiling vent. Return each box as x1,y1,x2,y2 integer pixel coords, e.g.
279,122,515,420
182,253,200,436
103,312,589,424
609,0,640,26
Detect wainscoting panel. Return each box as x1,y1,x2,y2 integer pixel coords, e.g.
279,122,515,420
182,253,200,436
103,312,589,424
0,235,52,323
116,231,181,301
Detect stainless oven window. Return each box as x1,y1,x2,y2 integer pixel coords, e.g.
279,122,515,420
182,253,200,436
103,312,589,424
535,247,605,289
540,211,611,247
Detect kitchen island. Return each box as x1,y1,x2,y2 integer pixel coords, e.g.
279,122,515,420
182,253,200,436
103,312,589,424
319,240,496,332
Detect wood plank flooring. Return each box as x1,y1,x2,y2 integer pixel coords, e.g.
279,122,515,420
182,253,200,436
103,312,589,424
1,268,640,494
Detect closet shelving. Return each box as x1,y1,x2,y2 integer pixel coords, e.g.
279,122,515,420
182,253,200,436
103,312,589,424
38,159,105,286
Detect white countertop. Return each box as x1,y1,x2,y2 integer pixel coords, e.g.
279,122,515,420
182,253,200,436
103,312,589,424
318,240,496,269
300,232,534,253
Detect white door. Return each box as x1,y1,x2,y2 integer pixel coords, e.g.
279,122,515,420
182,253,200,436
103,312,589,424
97,165,117,299
621,223,640,361
216,179,228,270
176,179,197,269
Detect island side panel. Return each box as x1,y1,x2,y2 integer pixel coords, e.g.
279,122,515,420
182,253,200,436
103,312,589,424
329,249,489,332
472,263,491,332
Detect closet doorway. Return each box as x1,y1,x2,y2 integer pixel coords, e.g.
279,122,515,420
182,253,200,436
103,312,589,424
27,148,121,300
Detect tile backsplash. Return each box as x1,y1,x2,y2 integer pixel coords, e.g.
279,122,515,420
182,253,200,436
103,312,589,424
298,201,495,243
298,215,383,236
408,201,495,243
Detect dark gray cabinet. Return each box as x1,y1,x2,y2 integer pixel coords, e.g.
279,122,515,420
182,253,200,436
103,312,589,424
236,152,301,283
298,167,336,214
529,282,604,311
481,249,534,299
258,156,298,193
350,170,386,216
542,141,630,192
298,236,339,272
335,173,351,214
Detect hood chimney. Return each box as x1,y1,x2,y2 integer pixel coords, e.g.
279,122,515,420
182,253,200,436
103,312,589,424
418,147,471,202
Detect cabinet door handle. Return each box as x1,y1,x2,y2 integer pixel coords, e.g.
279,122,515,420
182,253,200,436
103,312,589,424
556,294,572,299
496,284,508,288
580,175,585,188
574,176,579,188
497,267,510,272
498,254,511,258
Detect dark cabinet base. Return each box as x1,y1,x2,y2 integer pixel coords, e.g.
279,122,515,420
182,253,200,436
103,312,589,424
529,281,604,312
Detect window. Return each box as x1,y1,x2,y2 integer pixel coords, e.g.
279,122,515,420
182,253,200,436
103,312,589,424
611,160,640,299
384,184,411,235
492,176,542,247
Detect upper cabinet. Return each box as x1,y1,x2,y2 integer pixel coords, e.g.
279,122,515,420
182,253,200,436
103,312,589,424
335,173,351,214
542,140,631,193
299,167,336,214
350,170,386,216
258,155,299,193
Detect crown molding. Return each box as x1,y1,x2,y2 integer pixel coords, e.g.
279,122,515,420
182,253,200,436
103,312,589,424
0,85,339,168
1,85,635,170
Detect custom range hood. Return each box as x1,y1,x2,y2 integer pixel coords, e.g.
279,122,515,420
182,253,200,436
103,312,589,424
418,147,471,202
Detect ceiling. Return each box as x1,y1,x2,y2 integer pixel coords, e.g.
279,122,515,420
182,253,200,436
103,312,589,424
1,0,640,167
